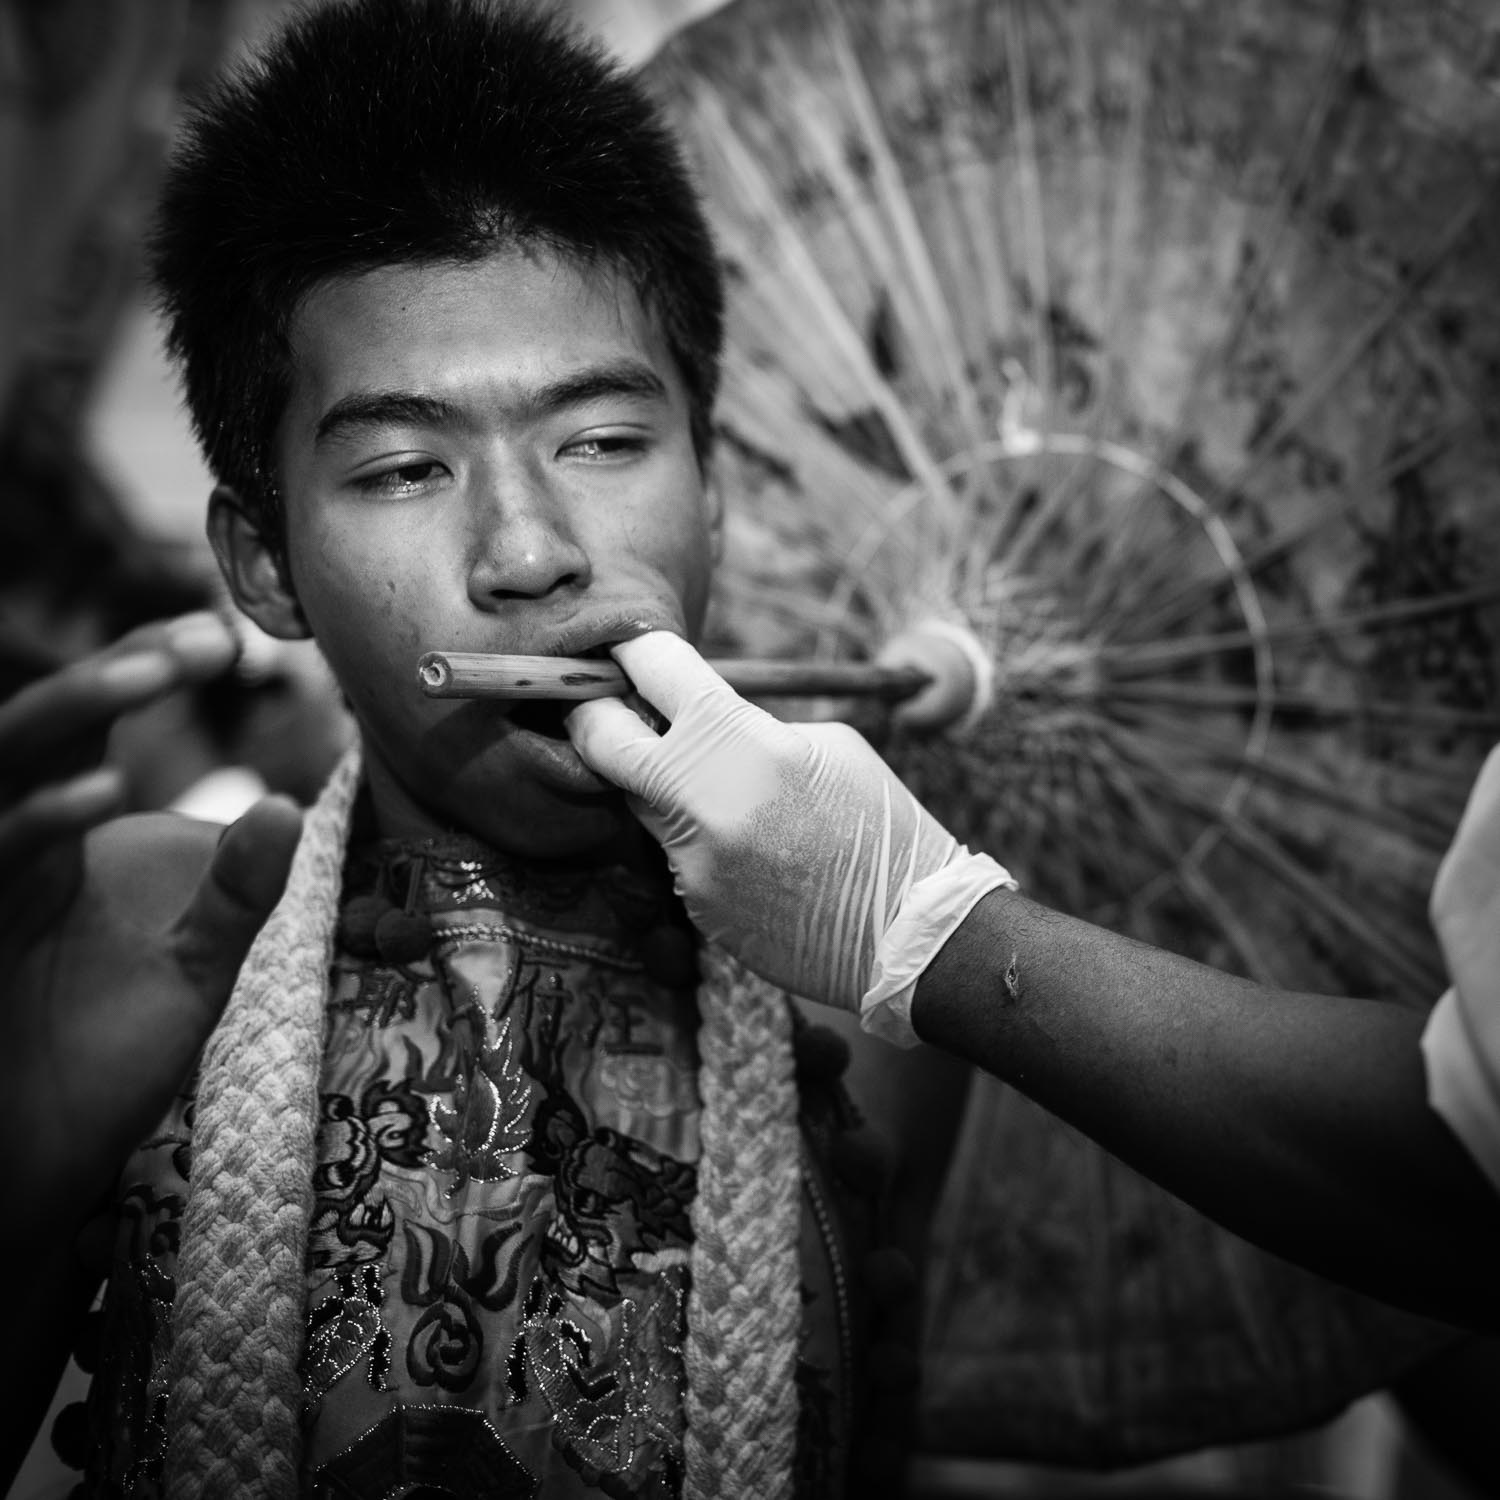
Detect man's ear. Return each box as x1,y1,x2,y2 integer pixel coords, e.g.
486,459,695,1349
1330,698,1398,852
206,486,310,640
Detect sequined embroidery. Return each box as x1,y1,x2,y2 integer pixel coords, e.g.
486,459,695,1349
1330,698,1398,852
86,833,861,1499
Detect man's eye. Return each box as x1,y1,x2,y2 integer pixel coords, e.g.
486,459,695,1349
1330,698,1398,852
563,434,646,461
354,461,447,495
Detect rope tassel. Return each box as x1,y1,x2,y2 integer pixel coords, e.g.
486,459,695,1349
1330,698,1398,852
165,745,362,1499
685,945,803,1500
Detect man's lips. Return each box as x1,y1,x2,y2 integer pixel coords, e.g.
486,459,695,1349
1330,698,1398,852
413,693,602,792
529,610,681,662
507,712,612,793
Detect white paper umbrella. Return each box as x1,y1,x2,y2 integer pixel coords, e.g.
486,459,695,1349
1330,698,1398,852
643,0,1499,1464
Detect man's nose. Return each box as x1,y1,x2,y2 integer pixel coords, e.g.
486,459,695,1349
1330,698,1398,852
465,463,592,606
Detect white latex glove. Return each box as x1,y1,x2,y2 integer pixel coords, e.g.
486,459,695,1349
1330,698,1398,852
566,631,1014,1044
1432,744,1500,1010
1422,745,1500,1187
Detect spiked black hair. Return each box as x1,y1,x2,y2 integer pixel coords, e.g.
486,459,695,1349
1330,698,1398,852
148,0,725,547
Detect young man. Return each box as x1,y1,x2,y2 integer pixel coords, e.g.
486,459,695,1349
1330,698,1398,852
1,1,1488,1497
3,3,937,1496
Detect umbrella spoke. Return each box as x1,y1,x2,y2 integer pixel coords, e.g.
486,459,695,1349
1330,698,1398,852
1108,728,1443,995
1080,735,1286,984
1223,198,1488,498
1102,580,1500,673
1111,717,1459,853
810,0,1002,475
1126,416,1475,639
1107,680,1500,732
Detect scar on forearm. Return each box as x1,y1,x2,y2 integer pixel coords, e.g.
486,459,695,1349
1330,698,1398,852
1003,950,1021,1002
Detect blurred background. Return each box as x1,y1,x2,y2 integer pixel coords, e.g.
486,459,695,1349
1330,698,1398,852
0,0,722,824
4,1,1496,1496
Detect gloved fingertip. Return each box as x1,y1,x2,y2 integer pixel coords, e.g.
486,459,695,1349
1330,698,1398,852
615,619,674,643
565,696,662,789
609,632,727,722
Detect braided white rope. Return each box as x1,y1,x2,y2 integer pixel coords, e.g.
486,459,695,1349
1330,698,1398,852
683,944,802,1500
160,746,803,1499
164,743,362,1499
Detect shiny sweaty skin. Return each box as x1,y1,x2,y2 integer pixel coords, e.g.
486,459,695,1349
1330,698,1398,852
214,247,722,861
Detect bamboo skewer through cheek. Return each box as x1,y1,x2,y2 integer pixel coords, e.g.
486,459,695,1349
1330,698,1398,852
416,650,931,702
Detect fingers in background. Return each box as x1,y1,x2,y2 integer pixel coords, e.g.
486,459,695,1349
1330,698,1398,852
0,653,174,783
168,794,304,1000
0,621,67,700
0,613,237,787
0,767,126,864
148,611,240,677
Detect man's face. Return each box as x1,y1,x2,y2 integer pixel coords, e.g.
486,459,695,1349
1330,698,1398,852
261,248,719,857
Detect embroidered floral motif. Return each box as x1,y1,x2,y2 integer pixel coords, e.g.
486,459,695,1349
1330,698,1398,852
92,833,856,1498
309,1094,398,1267
88,1252,176,1497
304,1262,393,1401
362,1074,430,1168
400,1221,528,1393
429,1015,534,1191
531,1088,695,1304
511,1278,686,1489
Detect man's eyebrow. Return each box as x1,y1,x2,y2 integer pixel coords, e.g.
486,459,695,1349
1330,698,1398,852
312,362,669,446
525,361,669,417
314,392,466,445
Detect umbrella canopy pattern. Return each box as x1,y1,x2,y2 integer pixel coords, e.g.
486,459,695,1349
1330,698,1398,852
645,0,1499,1466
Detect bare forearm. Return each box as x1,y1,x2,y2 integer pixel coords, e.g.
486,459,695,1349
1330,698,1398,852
911,887,1500,1330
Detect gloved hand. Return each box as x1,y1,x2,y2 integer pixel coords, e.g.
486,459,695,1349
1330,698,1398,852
1432,744,1500,1027
566,631,1014,1044
1422,745,1500,1185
